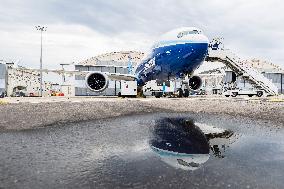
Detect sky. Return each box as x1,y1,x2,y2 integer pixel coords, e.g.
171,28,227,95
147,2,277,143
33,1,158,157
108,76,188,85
0,0,283,72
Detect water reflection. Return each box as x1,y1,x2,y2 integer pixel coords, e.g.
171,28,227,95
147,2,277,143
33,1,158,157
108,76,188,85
150,118,234,171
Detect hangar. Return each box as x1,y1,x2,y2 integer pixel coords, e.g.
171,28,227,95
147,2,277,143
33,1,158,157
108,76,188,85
74,51,144,96
0,62,42,97
0,61,55,97
0,63,6,95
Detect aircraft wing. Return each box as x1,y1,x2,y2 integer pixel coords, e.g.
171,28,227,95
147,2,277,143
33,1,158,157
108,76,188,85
106,72,136,81
15,67,137,81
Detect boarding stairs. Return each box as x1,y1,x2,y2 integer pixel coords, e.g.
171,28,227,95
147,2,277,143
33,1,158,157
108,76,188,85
206,49,278,96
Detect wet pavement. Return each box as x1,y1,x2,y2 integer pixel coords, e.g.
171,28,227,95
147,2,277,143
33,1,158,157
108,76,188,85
0,113,284,189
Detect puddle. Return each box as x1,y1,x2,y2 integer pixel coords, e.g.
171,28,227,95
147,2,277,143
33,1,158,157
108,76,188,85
0,113,283,189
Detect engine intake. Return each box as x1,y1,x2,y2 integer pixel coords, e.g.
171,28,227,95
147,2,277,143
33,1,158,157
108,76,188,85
86,72,108,92
188,76,202,90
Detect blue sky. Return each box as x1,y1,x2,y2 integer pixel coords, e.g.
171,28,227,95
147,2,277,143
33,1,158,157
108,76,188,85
0,0,283,70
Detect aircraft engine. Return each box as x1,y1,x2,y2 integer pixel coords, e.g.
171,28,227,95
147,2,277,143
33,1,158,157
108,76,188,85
188,76,202,90
86,72,109,92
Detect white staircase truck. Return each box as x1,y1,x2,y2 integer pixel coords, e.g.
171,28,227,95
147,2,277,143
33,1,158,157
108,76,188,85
206,49,278,96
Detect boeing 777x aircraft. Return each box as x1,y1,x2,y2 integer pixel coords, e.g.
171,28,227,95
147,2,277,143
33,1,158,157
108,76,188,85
85,27,209,95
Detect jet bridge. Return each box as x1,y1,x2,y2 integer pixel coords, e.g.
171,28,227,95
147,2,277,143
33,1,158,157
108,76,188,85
206,45,278,96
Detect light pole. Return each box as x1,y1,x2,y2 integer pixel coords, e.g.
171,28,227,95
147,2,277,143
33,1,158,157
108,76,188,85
35,26,47,97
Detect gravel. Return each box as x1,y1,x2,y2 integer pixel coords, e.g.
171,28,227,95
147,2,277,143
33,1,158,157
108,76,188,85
0,97,283,131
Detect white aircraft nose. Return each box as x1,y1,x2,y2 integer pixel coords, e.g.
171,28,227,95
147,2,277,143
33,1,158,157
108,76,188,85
200,34,209,44
187,34,209,44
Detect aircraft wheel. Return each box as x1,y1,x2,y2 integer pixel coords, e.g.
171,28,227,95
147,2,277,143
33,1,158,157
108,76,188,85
183,89,189,97
257,91,263,97
248,94,253,97
231,92,238,97
225,95,230,97
154,92,162,98
118,92,121,97
177,88,183,98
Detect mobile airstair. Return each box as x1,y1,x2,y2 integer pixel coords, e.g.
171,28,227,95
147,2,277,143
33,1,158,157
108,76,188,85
206,47,278,96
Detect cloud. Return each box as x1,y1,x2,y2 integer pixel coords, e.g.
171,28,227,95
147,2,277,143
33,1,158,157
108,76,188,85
0,0,283,71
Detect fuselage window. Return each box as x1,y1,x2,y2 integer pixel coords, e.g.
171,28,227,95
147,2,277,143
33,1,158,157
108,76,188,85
177,30,201,38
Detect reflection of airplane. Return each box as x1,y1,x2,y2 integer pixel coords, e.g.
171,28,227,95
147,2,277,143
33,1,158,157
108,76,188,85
150,118,234,171
150,118,210,171
151,146,210,171
85,27,209,92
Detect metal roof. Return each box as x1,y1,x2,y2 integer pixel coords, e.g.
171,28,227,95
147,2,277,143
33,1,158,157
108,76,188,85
77,51,145,67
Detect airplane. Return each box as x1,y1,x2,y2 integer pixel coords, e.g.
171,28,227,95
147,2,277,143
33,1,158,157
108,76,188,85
85,27,209,95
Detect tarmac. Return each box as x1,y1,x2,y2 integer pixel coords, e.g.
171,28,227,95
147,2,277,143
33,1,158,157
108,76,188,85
0,96,283,131
1,96,284,189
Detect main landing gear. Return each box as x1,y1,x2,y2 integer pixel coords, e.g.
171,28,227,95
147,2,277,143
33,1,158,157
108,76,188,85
177,88,189,98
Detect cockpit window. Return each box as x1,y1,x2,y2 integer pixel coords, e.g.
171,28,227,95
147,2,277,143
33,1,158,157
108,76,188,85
177,30,201,38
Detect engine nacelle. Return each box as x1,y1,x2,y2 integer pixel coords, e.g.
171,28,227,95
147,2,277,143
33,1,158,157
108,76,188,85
188,76,202,90
86,72,109,92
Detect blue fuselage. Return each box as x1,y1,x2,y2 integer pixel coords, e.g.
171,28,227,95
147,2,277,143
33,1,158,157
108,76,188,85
135,42,208,85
